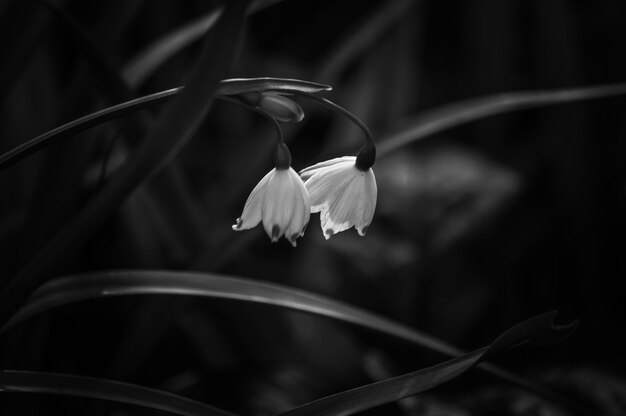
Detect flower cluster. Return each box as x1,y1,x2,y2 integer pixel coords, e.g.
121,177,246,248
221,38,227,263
233,150,377,246
231,84,377,246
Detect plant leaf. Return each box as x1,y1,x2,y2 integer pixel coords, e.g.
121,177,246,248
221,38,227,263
0,77,329,173
316,0,418,82
0,1,248,328
279,312,577,416
377,83,626,157
123,1,291,88
123,9,222,88
41,0,130,101
2,270,581,413
0,370,237,416
0,87,182,172
0,2,50,107
218,77,332,95
2,270,461,357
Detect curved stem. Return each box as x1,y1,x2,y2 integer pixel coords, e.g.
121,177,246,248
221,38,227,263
0,87,183,172
220,95,284,144
230,96,291,168
267,115,284,144
288,91,375,147
286,91,376,168
0,78,323,173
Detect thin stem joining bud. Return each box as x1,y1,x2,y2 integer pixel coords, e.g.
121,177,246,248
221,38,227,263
280,91,376,169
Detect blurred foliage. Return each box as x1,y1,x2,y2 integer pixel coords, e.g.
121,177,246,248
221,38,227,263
1,0,626,415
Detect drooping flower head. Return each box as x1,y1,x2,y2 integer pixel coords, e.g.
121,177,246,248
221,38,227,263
300,152,377,239
229,80,377,245
232,143,310,247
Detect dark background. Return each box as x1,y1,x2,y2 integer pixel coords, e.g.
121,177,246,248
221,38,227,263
1,0,626,414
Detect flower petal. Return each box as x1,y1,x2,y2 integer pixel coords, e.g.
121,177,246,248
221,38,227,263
262,168,294,241
285,169,310,246
306,163,358,211
299,156,355,181
318,172,361,238
354,169,377,236
232,168,274,231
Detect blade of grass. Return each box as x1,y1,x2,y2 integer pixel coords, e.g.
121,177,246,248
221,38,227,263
0,1,51,109
316,0,419,82
377,83,626,157
0,87,180,172
0,370,237,416
123,0,290,88
279,313,578,416
123,9,222,87
0,1,248,328
1,270,461,356
1,270,585,414
33,1,220,281
0,78,330,172
40,0,131,102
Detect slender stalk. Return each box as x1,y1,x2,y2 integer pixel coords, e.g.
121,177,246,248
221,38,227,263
0,88,182,172
286,91,376,168
289,91,375,147
0,78,328,173
0,370,237,416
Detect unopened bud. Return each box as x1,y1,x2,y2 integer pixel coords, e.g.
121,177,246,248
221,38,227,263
258,93,304,123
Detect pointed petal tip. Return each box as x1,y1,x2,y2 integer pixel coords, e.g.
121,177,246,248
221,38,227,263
270,224,282,243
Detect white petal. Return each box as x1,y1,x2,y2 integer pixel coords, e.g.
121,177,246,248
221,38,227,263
305,163,357,211
262,168,294,241
303,165,378,239
285,169,311,246
318,172,361,238
232,168,274,231
299,156,356,181
354,169,377,236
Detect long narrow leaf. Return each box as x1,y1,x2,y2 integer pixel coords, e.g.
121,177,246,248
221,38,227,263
0,370,237,416
0,78,329,173
0,2,248,328
0,88,181,172
0,2,50,107
123,1,290,88
3,270,460,356
317,0,419,81
2,270,581,413
41,0,130,101
123,10,222,87
280,312,577,416
377,82,626,157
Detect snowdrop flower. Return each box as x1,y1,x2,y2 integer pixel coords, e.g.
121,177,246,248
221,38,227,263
232,144,310,247
300,155,377,239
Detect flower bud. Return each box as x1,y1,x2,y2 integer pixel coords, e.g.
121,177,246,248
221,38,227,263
239,91,304,123
258,93,304,123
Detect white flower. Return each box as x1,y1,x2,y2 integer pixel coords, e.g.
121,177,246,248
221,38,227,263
232,167,310,247
300,156,377,239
